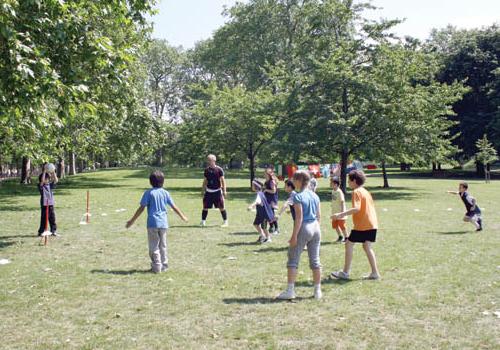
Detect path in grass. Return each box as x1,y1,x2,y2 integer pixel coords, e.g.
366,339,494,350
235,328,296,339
0,168,499,349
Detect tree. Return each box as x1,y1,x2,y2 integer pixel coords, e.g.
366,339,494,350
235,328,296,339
185,84,279,186
427,25,500,168
475,134,498,183
0,0,157,181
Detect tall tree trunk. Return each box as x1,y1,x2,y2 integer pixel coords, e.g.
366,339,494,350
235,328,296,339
69,152,76,175
57,156,65,179
340,148,349,194
155,148,163,167
248,143,255,189
382,160,389,188
432,162,437,171
475,161,484,177
20,157,31,184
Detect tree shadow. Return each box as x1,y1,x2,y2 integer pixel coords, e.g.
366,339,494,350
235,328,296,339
315,186,421,202
255,246,288,253
0,235,33,239
90,269,152,275
0,241,16,250
223,296,311,304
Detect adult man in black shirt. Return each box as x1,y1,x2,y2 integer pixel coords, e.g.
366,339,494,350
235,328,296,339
201,154,228,227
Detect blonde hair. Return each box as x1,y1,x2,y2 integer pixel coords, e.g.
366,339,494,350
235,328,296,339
293,170,310,190
207,154,217,161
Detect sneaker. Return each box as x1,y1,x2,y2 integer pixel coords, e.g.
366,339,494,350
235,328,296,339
51,232,60,237
272,229,280,236
161,265,168,272
256,236,265,243
276,289,296,300
200,221,206,227
335,236,344,243
330,270,350,280
476,227,483,232
314,288,323,299
363,273,380,280
221,221,229,228
263,236,272,243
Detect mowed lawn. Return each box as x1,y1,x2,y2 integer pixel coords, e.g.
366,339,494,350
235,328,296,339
0,168,499,350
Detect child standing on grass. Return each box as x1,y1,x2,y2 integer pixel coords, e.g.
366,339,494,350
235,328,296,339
126,170,188,273
248,179,275,244
447,182,483,231
331,170,380,280
37,169,59,237
277,170,322,300
277,179,297,222
263,167,279,234
331,177,347,243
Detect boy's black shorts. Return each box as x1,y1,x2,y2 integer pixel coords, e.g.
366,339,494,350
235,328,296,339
347,229,377,243
203,191,224,209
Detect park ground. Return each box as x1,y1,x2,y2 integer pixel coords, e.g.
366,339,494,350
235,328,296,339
0,168,499,349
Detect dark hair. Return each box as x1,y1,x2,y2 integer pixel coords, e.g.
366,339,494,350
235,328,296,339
348,170,366,186
285,179,295,190
149,170,165,188
459,181,468,189
252,179,263,190
331,177,340,186
38,172,49,183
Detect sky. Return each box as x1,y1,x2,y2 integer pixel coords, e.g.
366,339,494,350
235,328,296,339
151,0,500,49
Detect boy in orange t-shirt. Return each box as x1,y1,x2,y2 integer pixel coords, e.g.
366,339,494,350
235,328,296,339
330,170,380,280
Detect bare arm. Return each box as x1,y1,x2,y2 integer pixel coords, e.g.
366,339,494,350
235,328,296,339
277,200,290,216
51,172,59,184
317,201,321,223
202,178,207,195
126,206,145,228
220,176,227,196
171,204,188,222
447,191,459,195
289,203,303,247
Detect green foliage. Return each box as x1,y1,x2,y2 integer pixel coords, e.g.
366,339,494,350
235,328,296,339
0,0,157,169
475,134,498,165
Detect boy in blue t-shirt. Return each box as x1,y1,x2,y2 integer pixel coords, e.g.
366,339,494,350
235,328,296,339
126,170,188,273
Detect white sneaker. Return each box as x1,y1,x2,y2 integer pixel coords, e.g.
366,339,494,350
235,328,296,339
276,289,296,300
314,288,322,299
220,221,229,228
330,270,350,280
363,273,380,280
264,236,272,243
200,221,206,227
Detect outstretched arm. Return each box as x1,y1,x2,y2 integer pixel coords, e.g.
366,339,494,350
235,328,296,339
126,206,145,228
171,204,188,222
447,191,459,195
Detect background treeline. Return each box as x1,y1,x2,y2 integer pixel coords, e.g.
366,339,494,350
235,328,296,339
0,1,498,190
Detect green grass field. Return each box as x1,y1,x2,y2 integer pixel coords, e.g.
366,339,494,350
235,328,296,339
0,168,499,349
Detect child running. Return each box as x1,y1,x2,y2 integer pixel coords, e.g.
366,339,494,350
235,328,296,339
331,177,347,243
126,170,188,273
37,167,59,237
277,170,322,300
248,179,275,243
447,182,483,231
331,170,380,280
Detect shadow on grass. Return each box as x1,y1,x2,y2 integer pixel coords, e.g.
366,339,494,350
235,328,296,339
294,278,356,287
0,241,16,250
434,230,470,235
223,296,312,304
0,235,33,239
218,242,258,247
91,269,152,275
123,167,253,180
230,231,257,236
